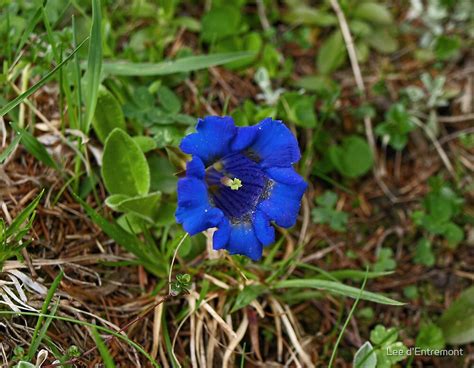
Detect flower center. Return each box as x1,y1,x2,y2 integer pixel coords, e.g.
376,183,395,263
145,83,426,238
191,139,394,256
205,152,271,222
220,176,243,190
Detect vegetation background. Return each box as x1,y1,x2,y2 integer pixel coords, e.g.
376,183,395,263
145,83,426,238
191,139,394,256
0,0,473,367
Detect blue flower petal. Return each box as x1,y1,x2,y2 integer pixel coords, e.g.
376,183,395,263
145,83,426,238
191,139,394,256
258,172,307,228
228,223,263,261
265,167,305,185
180,116,237,165
186,156,205,179
248,118,301,168
175,177,223,235
231,126,258,151
253,210,275,246
213,217,231,250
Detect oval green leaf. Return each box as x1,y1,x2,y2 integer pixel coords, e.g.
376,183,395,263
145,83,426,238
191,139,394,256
92,87,125,144
102,128,150,196
438,286,474,344
317,30,346,75
105,192,162,222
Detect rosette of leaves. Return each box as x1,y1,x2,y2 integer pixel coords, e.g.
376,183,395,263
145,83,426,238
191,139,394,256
375,103,415,150
101,128,177,232
353,325,408,368
102,129,161,224
412,177,465,247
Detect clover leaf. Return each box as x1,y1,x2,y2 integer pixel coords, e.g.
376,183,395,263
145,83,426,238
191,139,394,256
311,191,348,232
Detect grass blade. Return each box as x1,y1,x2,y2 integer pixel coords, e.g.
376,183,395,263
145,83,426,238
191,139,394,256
41,6,60,63
5,189,43,239
83,0,103,132
273,278,404,306
0,131,23,164
328,269,369,368
11,123,58,169
92,327,116,367
26,270,63,361
0,38,88,117
27,299,60,363
72,15,83,129
101,51,256,76
13,6,43,62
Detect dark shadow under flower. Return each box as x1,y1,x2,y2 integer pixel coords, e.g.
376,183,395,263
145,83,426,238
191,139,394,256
175,116,307,261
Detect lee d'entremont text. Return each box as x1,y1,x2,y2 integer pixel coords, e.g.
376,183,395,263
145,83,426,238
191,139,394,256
387,347,464,357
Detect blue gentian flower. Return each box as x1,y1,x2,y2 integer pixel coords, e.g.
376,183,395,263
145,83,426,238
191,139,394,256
176,116,307,261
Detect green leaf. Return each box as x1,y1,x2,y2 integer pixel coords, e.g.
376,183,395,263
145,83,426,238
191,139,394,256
0,131,23,164
311,199,348,232
438,286,474,344
0,38,88,117
280,93,317,128
84,0,103,132
212,33,262,69
17,362,36,368
158,86,181,114
148,155,178,194
353,341,377,368
326,269,394,281
92,327,116,368
105,192,162,221
283,6,336,26
27,271,63,361
355,41,369,63
329,136,374,178
11,124,58,169
155,202,177,226
370,325,398,346
434,35,461,60
92,87,125,144
230,285,266,313
353,2,393,25
383,342,408,364
101,52,255,76
14,6,43,62
4,190,43,240
292,75,337,93
373,248,396,272
273,279,404,305
317,30,346,74
316,191,338,208
102,129,150,196
416,323,445,350
133,136,158,153
375,103,415,150
414,238,435,266
116,213,149,234
201,6,241,42
293,96,318,128
442,222,464,246
366,31,398,54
